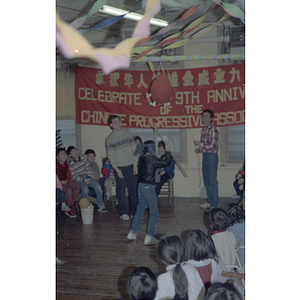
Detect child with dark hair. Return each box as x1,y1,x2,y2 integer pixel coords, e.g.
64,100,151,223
209,209,240,266
225,203,245,266
156,140,175,196
155,235,204,300
56,148,80,217
204,281,243,300
185,230,244,296
84,149,100,182
101,157,114,201
67,146,107,213
127,267,158,300
185,230,228,290
127,141,172,245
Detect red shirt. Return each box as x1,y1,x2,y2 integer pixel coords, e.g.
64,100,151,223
56,162,71,182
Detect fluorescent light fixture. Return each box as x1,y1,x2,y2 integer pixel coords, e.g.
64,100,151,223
100,5,168,27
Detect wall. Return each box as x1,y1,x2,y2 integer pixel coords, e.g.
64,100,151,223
56,23,244,198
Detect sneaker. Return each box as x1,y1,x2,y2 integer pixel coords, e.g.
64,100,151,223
61,202,71,212
56,257,66,265
200,202,211,209
144,235,159,245
65,209,77,218
120,214,130,221
127,232,137,240
97,206,108,213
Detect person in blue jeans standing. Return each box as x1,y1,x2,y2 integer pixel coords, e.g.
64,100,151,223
127,140,171,245
194,109,219,209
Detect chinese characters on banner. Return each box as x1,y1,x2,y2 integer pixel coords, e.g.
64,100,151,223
74,64,245,128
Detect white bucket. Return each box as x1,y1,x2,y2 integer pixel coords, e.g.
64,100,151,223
80,203,94,225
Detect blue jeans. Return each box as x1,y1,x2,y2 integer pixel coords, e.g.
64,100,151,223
203,153,219,208
56,188,65,203
129,183,158,237
114,165,138,216
80,176,104,208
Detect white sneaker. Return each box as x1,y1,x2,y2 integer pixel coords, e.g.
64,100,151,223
144,235,159,245
61,202,71,212
127,232,137,240
120,214,130,221
56,257,66,265
200,202,211,209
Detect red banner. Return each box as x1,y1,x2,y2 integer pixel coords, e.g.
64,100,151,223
74,64,245,128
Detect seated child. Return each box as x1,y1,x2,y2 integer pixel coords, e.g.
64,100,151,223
185,229,244,296
84,149,101,181
127,267,158,300
67,146,107,213
101,157,115,201
127,140,171,245
225,203,245,267
156,141,175,196
209,208,240,267
154,235,205,300
205,281,243,300
185,229,228,291
56,148,80,217
233,162,245,199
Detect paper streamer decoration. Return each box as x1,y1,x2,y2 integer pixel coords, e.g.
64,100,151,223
70,0,109,29
211,0,245,19
78,0,148,33
132,12,230,61
56,53,244,66
132,53,245,62
56,0,161,75
135,1,209,47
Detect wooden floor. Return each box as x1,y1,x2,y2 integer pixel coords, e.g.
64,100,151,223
56,196,238,300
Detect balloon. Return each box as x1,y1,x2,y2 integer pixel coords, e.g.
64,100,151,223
150,75,174,104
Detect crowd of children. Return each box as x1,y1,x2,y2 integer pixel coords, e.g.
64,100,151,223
118,229,244,300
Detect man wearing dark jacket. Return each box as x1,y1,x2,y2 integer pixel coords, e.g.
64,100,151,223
127,140,171,245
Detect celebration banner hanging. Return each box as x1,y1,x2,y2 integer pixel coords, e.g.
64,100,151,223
74,63,245,128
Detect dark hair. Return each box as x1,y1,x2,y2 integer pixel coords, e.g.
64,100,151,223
143,140,156,155
209,208,230,231
134,136,143,143
202,109,214,122
66,146,76,155
157,235,188,300
225,203,245,226
127,267,158,300
158,141,165,149
84,149,96,156
185,229,220,263
107,114,120,127
205,281,243,300
56,147,66,157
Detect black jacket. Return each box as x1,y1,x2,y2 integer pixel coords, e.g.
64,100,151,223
138,152,172,185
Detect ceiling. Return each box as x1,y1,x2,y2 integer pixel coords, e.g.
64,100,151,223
56,0,245,63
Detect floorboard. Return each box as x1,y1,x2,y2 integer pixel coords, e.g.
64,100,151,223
56,196,238,300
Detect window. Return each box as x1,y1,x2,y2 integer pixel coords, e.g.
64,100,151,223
56,119,77,149
219,124,245,164
227,124,245,162
129,128,187,163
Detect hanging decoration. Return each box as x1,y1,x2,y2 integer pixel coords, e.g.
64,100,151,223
132,12,230,61
56,0,161,75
